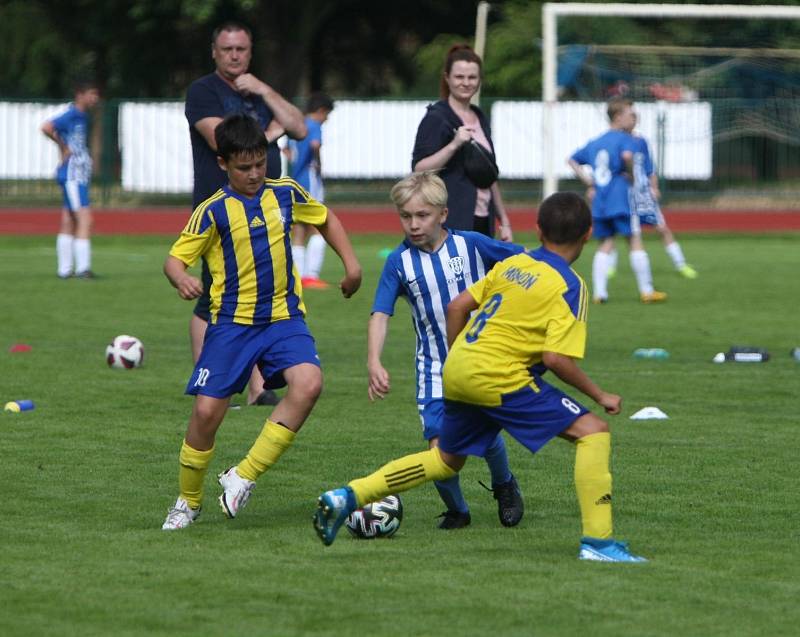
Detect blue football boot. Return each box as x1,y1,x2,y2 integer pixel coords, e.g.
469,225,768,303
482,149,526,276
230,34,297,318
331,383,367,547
578,537,648,562
313,487,356,546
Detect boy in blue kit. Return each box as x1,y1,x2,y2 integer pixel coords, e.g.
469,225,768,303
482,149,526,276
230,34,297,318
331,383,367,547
289,93,335,289
161,113,362,530
314,192,647,562
568,97,666,304
626,118,697,279
368,171,524,529
41,79,100,279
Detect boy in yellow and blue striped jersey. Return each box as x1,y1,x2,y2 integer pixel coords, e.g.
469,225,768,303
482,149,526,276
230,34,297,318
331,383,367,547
314,192,647,562
162,113,361,530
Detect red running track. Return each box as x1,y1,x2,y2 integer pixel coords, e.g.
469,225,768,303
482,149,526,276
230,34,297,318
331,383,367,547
1,206,800,235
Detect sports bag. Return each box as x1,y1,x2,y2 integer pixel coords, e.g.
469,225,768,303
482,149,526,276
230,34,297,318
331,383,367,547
461,136,499,189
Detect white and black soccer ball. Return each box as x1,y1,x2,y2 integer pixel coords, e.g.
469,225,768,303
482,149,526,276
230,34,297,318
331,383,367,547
105,335,144,369
345,495,403,539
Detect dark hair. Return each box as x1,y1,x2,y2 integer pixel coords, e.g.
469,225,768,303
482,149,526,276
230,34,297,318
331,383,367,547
215,113,268,161
306,92,334,114
212,21,252,45
440,44,483,99
537,192,591,244
72,76,98,94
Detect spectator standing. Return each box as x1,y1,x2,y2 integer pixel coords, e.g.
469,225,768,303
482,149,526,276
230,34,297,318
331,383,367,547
185,21,307,405
412,44,513,241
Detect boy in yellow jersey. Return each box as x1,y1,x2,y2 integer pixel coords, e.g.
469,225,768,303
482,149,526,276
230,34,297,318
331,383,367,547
161,113,361,530
314,192,647,562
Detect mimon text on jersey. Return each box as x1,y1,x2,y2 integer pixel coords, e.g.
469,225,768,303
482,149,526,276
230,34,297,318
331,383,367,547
371,229,522,401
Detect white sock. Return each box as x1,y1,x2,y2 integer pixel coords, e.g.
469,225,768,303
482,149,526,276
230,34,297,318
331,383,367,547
57,233,74,276
305,234,327,279
609,249,618,271
74,238,91,274
292,245,306,278
592,251,611,300
665,241,686,269
629,250,654,295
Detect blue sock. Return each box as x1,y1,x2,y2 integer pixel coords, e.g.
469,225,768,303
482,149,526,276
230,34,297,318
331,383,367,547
434,475,469,514
484,433,513,487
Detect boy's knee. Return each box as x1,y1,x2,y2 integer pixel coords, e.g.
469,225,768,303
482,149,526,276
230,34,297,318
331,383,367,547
192,401,223,427
579,413,609,436
563,413,609,441
288,366,323,402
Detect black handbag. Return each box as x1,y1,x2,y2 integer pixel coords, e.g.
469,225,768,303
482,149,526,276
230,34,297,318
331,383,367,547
461,137,499,189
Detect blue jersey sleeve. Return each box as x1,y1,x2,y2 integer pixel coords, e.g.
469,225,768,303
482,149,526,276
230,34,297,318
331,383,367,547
371,254,403,316
469,231,525,267
51,108,74,137
308,119,322,145
570,143,590,165
641,138,654,176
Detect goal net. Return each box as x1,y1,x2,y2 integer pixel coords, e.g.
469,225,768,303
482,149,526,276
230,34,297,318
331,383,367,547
543,3,800,207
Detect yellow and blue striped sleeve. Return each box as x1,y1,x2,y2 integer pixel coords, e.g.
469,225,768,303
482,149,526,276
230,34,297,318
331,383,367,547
169,206,215,267
287,180,328,226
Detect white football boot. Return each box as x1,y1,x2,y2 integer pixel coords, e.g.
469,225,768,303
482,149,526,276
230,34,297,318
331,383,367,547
218,466,255,518
162,497,200,530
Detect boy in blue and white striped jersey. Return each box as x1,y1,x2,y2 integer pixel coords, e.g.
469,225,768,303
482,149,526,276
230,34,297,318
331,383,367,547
41,79,100,279
367,171,524,529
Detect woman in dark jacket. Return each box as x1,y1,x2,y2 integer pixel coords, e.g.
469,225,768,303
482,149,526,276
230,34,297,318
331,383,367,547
412,44,513,240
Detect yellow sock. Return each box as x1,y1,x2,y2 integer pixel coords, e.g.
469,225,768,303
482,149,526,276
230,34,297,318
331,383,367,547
574,432,613,539
179,440,214,509
236,420,296,482
349,448,456,507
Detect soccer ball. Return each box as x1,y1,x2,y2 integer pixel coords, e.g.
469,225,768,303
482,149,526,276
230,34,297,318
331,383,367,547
345,495,403,539
105,335,144,369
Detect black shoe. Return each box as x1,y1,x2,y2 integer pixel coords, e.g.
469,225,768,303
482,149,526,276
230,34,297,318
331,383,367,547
437,510,471,530
75,270,96,279
486,476,524,527
249,389,279,406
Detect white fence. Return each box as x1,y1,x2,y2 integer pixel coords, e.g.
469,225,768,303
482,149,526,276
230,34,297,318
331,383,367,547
1,99,713,191
119,102,192,192
0,102,69,179
492,100,712,180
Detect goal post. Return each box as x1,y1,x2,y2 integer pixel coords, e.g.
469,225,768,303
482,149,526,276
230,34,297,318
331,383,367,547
541,2,800,197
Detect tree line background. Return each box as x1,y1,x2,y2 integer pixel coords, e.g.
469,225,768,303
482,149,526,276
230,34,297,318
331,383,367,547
4,0,800,102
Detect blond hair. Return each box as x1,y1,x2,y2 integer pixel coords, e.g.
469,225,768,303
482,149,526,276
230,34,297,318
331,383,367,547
390,171,448,209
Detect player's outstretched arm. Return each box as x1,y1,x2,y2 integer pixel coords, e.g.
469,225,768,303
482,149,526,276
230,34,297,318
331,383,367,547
446,290,480,347
163,255,203,301
367,312,392,401
315,210,362,298
542,351,621,415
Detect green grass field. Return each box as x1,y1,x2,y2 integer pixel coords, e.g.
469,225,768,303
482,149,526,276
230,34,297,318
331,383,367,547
1,232,798,637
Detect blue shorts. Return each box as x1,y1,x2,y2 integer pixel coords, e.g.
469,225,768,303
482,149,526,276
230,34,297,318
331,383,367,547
185,317,320,398
592,214,631,239
417,399,444,440
60,181,90,212
439,380,589,457
630,207,665,234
